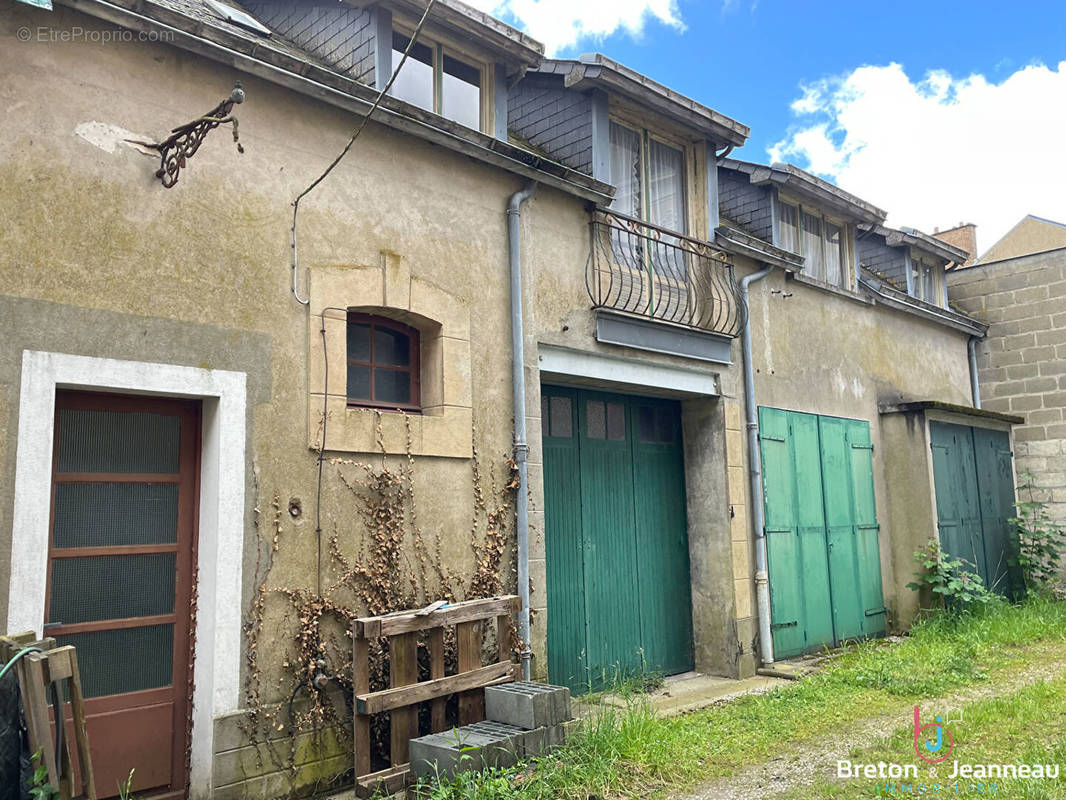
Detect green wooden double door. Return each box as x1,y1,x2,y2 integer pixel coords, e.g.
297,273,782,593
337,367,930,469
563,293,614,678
542,386,693,693
929,422,1017,595
759,408,887,659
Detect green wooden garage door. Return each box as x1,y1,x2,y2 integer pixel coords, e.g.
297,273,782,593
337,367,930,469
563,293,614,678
929,422,1016,595
759,408,886,659
542,386,693,693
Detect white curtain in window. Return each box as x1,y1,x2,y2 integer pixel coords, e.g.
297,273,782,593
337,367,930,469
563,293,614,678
824,222,843,287
802,212,824,280
648,139,684,235
779,203,799,253
609,123,642,218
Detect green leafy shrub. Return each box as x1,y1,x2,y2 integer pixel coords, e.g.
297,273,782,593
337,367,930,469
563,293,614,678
907,539,995,609
1010,474,1066,594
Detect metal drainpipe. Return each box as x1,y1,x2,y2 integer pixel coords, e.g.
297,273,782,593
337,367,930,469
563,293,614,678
968,337,982,409
740,264,775,667
508,180,537,681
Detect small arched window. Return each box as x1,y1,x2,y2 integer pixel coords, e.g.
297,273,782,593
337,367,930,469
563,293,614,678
346,313,421,411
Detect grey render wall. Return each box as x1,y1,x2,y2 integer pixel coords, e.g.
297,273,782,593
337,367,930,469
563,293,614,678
717,170,772,241
508,76,594,174
243,1,378,85
858,236,908,290
948,248,1066,530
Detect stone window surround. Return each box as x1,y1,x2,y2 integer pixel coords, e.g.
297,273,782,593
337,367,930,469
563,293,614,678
308,252,473,459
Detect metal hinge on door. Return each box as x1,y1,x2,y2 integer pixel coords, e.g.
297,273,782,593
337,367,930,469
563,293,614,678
771,620,798,630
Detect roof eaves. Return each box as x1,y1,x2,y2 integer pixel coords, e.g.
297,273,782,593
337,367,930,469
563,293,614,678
714,225,804,272
538,56,749,147
60,0,613,204
858,267,986,335
376,0,543,69
879,401,1023,426
721,158,886,224
862,224,968,264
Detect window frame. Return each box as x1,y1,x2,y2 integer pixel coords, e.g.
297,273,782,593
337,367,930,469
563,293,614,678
776,195,854,290
390,22,492,133
910,253,942,306
346,312,422,412
607,116,691,237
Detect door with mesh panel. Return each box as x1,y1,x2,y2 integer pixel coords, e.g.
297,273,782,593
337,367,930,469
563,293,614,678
46,392,199,799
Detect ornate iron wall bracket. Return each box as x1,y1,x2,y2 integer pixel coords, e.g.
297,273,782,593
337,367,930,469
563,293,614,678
132,82,246,188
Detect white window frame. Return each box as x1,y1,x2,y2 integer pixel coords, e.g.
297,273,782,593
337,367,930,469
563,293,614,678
910,253,942,306
9,351,247,800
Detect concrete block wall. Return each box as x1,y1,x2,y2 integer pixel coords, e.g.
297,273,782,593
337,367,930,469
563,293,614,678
243,1,377,85
948,249,1066,526
211,710,349,800
718,170,773,242
858,235,908,290
507,76,594,174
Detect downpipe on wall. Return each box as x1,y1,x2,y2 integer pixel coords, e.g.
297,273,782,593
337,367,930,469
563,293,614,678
968,336,982,409
740,264,775,667
508,180,538,680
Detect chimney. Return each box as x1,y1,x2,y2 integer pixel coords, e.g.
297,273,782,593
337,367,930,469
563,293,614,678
934,222,977,267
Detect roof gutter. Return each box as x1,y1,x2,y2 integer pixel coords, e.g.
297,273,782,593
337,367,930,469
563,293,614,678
57,0,614,205
857,275,987,337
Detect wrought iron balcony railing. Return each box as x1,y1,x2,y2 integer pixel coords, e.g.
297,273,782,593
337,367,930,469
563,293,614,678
587,209,747,337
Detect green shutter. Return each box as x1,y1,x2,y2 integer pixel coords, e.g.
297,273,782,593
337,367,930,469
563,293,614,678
931,422,1018,597
760,408,884,657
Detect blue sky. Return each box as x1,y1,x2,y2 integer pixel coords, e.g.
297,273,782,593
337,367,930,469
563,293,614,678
471,0,1066,253
556,0,1066,162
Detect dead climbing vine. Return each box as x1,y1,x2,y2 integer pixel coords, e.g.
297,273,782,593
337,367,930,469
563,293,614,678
239,412,521,794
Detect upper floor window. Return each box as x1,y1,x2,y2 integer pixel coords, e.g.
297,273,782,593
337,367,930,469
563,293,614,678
778,199,850,289
390,31,483,131
608,121,686,235
911,256,941,305
347,313,421,411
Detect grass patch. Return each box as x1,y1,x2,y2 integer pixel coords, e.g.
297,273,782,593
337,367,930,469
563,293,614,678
791,674,1066,798
412,597,1066,800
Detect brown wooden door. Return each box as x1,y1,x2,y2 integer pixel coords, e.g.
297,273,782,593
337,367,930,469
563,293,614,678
46,391,200,799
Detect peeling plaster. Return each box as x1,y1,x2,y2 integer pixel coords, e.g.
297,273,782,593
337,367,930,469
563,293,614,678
74,121,157,156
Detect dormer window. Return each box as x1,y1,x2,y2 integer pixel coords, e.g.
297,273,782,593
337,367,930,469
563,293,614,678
778,198,851,289
390,30,484,131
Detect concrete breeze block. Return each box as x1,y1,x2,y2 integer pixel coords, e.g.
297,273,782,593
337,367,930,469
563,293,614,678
409,727,519,780
485,682,572,729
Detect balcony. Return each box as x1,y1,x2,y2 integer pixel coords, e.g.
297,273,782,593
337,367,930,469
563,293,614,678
587,209,747,339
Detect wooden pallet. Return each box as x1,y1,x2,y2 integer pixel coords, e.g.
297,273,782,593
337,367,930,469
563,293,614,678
352,596,520,798
0,632,96,800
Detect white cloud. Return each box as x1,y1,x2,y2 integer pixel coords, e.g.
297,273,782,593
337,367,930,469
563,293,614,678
769,61,1066,256
464,0,683,56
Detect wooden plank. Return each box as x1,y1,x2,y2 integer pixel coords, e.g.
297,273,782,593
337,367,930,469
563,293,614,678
356,660,513,715
456,620,484,725
66,648,98,800
355,595,520,638
354,762,410,799
429,627,446,733
496,614,511,664
353,636,371,777
388,632,418,766
23,655,59,789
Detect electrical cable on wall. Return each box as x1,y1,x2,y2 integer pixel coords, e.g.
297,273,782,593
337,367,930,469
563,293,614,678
287,0,437,596
290,0,438,305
